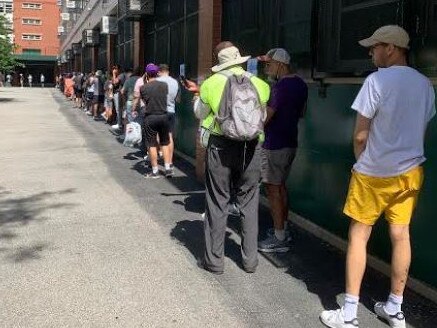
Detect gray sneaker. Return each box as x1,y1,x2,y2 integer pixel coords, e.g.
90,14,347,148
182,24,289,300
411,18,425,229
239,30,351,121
266,227,292,242
144,172,161,179
258,234,290,253
374,302,406,328
320,308,359,328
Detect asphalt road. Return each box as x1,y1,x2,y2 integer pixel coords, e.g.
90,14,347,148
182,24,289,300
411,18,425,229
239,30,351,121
0,87,435,328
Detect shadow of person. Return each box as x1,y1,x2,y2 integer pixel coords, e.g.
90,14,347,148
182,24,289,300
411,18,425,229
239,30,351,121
172,192,205,214
170,219,245,271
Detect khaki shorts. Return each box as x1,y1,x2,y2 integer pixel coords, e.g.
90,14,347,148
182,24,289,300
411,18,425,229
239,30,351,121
261,147,296,185
343,166,424,225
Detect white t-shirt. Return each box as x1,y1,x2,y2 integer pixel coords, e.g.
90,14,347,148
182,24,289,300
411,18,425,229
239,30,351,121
352,66,436,177
157,75,179,114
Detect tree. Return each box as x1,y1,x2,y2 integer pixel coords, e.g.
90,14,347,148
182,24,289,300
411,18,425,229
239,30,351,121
0,15,22,72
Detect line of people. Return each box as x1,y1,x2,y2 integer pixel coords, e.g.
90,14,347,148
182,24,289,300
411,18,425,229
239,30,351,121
58,25,435,328
58,63,180,178
183,26,435,328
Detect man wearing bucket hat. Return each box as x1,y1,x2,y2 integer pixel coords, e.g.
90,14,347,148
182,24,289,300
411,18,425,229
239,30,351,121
320,25,435,328
185,41,270,274
256,48,308,253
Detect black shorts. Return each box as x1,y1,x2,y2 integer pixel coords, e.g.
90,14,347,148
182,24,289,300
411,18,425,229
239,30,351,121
92,95,104,104
144,114,170,147
74,88,83,97
86,92,94,101
168,113,176,135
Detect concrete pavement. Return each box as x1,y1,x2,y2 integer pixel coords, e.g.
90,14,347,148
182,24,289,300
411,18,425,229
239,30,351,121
0,88,435,328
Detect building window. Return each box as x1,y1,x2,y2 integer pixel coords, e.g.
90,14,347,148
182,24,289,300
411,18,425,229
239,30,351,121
22,18,42,25
22,34,42,41
0,1,13,13
22,3,42,9
315,0,404,76
22,48,41,54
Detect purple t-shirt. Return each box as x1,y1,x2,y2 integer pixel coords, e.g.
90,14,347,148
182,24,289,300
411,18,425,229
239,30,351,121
263,75,308,150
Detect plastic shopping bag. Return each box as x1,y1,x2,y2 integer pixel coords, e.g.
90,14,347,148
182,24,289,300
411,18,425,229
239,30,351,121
123,122,142,148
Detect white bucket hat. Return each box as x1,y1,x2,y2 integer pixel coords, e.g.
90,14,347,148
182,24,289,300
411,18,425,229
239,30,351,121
211,46,251,73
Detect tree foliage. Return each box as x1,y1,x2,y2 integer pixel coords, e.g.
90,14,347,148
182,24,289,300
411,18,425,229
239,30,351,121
0,15,22,72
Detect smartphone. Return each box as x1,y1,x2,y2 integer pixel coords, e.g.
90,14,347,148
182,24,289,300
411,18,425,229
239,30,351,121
180,75,187,86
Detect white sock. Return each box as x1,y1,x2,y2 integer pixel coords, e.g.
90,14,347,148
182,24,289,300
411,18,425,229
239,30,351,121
164,163,171,170
384,293,403,314
274,229,285,241
343,294,359,321
152,166,158,174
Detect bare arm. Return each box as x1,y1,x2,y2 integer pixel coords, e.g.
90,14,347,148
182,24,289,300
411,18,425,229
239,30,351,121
264,106,275,125
353,113,371,161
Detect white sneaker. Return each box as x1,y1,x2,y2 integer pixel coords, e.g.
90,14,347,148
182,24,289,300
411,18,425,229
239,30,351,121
320,308,359,328
111,124,120,130
374,302,406,328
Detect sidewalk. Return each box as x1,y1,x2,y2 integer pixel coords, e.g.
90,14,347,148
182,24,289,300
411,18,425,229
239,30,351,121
0,88,436,328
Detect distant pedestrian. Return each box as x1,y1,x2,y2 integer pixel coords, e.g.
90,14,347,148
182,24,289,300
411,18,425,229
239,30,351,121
5,73,11,87
111,64,126,132
92,70,105,120
320,25,436,328
121,66,142,124
0,72,4,87
257,48,308,253
157,64,180,171
20,74,24,88
28,74,33,87
140,63,172,178
40,74,45,88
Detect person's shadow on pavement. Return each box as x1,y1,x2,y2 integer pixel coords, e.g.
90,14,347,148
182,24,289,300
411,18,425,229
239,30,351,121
170,218,245,271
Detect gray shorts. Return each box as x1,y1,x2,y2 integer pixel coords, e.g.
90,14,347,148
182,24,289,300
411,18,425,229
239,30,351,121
261,147,296,185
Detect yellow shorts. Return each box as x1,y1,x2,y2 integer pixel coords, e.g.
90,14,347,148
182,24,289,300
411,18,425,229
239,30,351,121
343,166,424,225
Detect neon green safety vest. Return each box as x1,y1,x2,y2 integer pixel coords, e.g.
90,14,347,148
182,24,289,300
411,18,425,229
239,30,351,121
200,66,270,136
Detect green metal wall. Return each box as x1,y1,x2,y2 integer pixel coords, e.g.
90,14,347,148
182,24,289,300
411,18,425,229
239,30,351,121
142,0,199,157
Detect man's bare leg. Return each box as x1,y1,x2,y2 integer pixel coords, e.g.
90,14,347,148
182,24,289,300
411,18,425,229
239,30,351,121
346,220,372,296
148,147,158,173
265,183,286,231
389,224,411,296
168,133,174,164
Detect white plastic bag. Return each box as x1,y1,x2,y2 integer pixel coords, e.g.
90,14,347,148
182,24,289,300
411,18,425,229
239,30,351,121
123,122,142,148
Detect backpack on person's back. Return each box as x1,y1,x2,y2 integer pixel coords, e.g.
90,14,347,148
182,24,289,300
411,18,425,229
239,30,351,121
215,70,266,141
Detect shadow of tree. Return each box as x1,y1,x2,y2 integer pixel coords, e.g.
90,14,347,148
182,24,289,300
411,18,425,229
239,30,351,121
0,187,76,227
0,187,77,262
7,243,49,262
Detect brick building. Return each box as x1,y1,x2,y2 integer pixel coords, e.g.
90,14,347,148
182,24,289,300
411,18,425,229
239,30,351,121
12,0,60,85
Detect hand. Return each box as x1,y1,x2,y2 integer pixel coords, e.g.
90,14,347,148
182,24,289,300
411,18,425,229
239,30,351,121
184,79,200,94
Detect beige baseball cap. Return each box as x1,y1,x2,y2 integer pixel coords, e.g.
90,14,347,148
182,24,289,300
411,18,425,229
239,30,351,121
258,48,291,65
359,25,410,49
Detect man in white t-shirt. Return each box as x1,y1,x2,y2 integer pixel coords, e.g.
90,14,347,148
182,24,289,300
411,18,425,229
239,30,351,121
320,25,435,328
157,64,180,171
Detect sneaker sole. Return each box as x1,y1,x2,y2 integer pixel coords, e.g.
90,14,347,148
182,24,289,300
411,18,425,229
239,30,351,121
258,246,290,253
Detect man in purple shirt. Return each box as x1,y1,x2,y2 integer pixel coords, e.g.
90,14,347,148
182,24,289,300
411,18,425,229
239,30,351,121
258,48,308,252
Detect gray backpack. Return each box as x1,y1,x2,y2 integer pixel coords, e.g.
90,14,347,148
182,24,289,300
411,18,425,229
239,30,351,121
215,70,266,140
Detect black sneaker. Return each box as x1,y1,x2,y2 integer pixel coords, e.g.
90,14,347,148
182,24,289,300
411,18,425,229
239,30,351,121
165,168,174,178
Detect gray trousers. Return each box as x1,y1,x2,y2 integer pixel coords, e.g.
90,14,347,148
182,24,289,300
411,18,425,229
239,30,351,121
113,92,123,127
204,135,261,272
